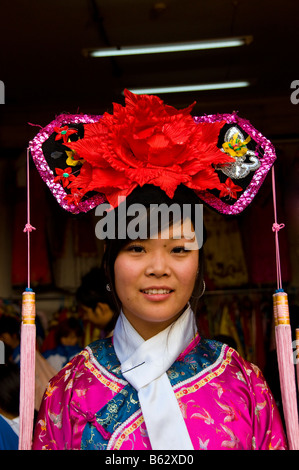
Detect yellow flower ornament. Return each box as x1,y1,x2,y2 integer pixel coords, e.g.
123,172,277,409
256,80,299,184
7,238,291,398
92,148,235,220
65,149,85,167
222,133,251,158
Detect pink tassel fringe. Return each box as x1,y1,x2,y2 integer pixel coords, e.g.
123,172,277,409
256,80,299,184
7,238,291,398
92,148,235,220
19,149,37,450
18,292,36,450
273,292,299,450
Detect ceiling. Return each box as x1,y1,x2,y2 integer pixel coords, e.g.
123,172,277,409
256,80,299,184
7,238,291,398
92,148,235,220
0,0,299,154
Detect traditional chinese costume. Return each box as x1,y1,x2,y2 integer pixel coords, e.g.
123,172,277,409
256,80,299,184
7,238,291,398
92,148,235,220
33,307,287,450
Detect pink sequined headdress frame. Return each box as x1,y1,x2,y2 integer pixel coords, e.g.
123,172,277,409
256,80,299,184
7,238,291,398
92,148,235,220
29,90,276,215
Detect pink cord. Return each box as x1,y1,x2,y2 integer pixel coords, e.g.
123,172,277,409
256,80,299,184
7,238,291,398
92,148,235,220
271,166,285,291
23,148,36,289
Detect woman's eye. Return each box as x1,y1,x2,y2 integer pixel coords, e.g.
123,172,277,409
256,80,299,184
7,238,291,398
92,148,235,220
172,246,189,254
127,245,145,253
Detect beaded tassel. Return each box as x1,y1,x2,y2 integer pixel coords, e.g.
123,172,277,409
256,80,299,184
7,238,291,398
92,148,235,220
18,148,36,450
272,167,299,449
19,289,36,449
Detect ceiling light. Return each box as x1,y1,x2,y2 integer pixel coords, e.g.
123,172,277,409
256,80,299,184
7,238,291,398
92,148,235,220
85,36,253,58
126,81,251,95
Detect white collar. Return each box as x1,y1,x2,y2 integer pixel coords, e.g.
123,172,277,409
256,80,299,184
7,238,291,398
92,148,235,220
113,305,195,450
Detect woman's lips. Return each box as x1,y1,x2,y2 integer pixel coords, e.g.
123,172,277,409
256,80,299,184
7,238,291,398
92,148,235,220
140,287,174,301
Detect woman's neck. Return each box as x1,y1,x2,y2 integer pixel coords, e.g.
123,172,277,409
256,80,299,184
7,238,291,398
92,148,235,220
122,305,189,340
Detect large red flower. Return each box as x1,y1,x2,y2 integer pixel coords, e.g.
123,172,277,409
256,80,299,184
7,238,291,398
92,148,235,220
67,90,234,207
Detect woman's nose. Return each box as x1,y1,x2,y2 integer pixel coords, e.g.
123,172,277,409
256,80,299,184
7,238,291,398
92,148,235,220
144,251,171,277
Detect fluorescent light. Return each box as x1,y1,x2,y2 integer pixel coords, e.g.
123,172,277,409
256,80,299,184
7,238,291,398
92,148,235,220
85,36,252,58
126,81,251,95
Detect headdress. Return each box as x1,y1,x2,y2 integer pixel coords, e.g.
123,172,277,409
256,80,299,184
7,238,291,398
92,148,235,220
29,89,275,215
20,90,299,450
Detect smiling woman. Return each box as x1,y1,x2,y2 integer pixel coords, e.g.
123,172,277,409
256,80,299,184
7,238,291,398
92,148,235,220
31,91,287,451
113,189,200,339
102,184,205,328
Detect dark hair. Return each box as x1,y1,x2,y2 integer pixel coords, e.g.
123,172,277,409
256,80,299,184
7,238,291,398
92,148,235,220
0,315,20,339
102,184,206,317
54,317,83,344
213,334,238,350
76,266,115,311
0,362,20,416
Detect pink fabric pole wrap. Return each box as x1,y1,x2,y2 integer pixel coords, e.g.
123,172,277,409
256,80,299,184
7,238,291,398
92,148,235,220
19,148,36,450
271,166,299,450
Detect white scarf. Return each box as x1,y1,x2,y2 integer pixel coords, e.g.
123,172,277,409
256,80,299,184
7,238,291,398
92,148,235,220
113,305,195,450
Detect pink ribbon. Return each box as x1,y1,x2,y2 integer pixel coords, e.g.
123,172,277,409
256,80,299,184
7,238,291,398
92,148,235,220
23,223,36,233
272,222,285,232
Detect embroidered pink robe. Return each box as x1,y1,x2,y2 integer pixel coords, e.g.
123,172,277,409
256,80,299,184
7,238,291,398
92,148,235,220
32,335,287,450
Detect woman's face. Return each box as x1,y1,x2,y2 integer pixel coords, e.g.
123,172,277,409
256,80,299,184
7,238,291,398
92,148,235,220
114,220,199,339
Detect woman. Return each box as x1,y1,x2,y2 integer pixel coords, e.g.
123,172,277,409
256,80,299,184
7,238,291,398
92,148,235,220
32,184,286,450
31,90,286,450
